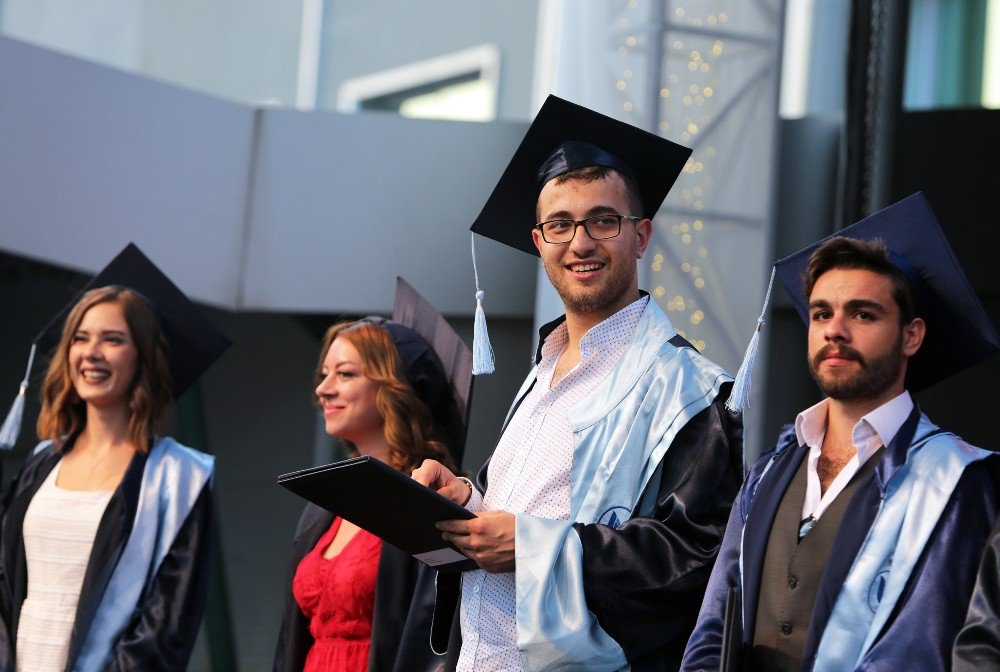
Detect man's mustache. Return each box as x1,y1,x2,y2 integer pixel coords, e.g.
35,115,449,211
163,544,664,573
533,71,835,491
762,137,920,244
813,344,866,369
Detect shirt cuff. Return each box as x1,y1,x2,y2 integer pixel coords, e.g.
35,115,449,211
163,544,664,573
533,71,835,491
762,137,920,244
460,477,485,513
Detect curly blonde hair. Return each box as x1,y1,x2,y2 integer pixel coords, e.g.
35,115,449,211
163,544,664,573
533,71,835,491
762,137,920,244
316,321,455,474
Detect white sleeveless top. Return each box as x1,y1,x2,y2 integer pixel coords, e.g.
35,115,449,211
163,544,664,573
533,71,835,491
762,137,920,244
16,461,113,672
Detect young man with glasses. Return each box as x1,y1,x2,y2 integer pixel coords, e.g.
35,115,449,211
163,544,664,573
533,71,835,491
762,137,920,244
414,96,743,672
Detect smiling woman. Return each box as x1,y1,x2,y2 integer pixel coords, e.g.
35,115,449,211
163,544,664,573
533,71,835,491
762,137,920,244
38,287,172,457
276,313,469,672
0,245,230,672
67,303,139,408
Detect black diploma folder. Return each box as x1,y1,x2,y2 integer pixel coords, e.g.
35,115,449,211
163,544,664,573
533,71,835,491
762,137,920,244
719,586,743,672
277,455,478,572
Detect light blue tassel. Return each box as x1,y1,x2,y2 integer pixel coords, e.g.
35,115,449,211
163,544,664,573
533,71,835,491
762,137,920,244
0,344,36,451
726,268,775,413
471,236,495,375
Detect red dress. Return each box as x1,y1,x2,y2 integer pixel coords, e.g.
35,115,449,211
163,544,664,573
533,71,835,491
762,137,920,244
292,517,383,672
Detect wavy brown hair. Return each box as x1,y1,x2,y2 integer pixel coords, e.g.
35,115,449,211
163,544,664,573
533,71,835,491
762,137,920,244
316,321,455,474
37,286,173,453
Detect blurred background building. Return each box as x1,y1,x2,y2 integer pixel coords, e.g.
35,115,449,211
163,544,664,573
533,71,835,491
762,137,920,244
0,0,997,669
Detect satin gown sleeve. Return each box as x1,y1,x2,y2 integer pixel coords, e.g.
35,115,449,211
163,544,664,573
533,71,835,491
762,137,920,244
954,513,1000,670
105,481,213,671
572,395,743,669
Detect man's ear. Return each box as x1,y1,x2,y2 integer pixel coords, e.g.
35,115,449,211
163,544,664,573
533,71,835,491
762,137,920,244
902,317,926,357
531,227,544,254
635,218,653,259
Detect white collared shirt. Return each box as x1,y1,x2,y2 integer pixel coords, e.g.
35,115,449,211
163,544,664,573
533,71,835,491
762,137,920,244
457,296,649,672
795,390,913,520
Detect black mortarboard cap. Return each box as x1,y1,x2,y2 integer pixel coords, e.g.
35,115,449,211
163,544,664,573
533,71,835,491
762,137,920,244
469,95,692,256
772,192,999,392
0,243,231,449
36,243,232,398
361,278,472,467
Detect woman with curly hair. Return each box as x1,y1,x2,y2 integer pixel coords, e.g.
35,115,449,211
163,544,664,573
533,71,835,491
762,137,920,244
274,309,469,672
0,245,229,671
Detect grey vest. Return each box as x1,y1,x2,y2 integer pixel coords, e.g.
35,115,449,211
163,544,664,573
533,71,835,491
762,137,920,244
749,448,883,671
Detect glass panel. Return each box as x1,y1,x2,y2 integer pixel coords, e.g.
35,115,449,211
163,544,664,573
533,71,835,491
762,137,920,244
904,0,998,110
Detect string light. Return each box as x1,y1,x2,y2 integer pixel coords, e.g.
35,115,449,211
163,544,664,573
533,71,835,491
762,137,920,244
620,0,738,354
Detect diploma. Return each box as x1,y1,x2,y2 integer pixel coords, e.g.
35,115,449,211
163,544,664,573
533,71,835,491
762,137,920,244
720,586,743,672
278,455,478,572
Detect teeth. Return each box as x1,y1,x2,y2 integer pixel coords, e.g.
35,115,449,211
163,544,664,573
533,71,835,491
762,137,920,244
82,370,110,381
571,263,603,272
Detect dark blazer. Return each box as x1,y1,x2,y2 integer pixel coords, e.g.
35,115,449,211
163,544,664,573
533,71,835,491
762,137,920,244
0,442,213,671
274,503,444,672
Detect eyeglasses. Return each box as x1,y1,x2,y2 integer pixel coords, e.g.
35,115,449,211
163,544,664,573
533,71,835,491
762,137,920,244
535,214,641,244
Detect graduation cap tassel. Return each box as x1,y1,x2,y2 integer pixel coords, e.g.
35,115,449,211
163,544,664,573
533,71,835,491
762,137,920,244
726,268,776,413
470,235,495,375
0,343,37,451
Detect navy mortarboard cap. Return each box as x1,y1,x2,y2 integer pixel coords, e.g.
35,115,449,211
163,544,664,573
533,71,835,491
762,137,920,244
360,277,473,467
470,95,692,256
726,192,1000,411
774,192,999,392
466,95,691,376
0,243,232,449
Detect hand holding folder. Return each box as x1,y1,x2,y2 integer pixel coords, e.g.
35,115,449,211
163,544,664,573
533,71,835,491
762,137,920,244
278,455,479,572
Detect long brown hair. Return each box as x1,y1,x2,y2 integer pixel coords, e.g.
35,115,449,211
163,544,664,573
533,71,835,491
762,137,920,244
316,321,455,474
37,286,173,453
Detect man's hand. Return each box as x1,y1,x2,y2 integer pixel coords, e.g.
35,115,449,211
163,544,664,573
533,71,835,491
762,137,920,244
412,459,472,506
438,511,516,573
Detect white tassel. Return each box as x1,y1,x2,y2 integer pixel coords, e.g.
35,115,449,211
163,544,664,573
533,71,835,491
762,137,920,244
0,344,36,451
471,236,495,375
726,268,775,413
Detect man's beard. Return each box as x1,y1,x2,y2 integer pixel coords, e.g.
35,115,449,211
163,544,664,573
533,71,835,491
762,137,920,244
808,337,905,402
544,250,637,316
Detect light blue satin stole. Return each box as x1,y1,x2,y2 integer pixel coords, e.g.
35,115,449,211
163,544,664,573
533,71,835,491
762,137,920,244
514,302,731,671
75,437,213,671
811,415,990,671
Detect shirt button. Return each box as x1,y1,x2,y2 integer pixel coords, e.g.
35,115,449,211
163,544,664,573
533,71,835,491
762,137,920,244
781,622,793,635
789,576,798,589
473,585,481,593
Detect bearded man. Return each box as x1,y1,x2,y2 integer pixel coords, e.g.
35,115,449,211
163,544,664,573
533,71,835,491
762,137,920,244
682,193,1000,672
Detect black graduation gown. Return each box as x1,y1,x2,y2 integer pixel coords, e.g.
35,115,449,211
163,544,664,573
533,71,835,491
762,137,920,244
0,443,213,671
434,326,743,672
273,503,444,672
954,514,1000,670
